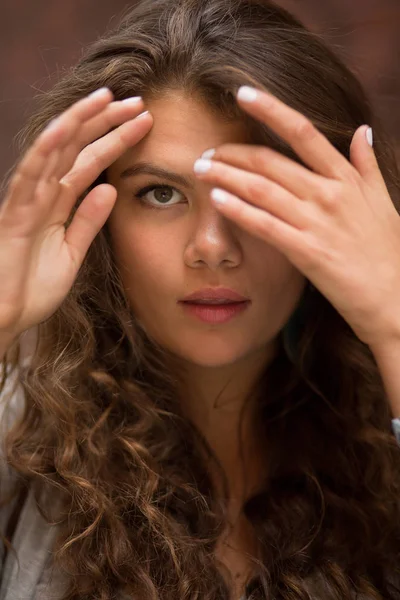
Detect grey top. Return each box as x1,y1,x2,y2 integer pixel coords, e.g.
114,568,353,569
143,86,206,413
0,359,66,599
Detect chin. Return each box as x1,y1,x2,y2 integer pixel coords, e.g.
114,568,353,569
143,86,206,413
140,323,263,368
172,341,253,368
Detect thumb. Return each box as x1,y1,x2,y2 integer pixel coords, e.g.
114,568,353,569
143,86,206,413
349,124,386,189
65,183,117,267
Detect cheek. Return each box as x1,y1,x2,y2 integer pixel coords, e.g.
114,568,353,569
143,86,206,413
248,241,306,322
108,218,179,314
249,239,301,289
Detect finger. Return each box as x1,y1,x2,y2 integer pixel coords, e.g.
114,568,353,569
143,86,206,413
194,158,309,229
210,187,308,264
50,98,145,183
43,111,152,226
79,98,144,148
350,125,387,192
60,112,153,203
207,143,329,201
0,151,64,238
65,183,117,268
41,148,61,182
236,86,356,181
3,88,113,210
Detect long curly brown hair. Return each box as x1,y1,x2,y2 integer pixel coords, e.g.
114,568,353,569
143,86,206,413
1,0,400,598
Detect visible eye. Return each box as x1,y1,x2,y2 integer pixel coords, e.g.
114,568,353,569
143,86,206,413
134,184,185,209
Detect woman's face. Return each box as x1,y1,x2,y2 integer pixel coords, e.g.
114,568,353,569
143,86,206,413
106,91,306,368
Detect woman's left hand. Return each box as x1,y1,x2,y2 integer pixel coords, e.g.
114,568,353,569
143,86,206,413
193,86,400,349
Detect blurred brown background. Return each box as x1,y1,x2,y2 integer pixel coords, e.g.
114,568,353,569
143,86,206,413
0,0,399,186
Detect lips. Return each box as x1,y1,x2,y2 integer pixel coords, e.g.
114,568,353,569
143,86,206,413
184,299,244,305
180,299,250,324
181,287,249,303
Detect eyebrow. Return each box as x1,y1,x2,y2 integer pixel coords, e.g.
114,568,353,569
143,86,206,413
119,162,195,189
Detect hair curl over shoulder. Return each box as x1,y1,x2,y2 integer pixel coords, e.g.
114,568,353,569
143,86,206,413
1,0,400,598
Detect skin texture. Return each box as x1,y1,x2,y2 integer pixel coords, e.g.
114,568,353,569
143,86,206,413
106,90,306,486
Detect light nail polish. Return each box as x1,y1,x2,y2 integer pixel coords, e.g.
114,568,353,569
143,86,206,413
44,118,60,133
366,127,373,147
211,188,228,204
89,87,111,100
122,96,142,105
201,148,216,159
194,159,212,174
237,86,258,102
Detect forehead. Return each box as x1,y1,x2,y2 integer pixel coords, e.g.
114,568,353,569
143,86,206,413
146,91,249,144
109,90,252,176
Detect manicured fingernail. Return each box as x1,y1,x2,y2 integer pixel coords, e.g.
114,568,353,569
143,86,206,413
194,158,212,174
237,86,258,102
211,188,229,205
137,110,149,118
366,127,373,147
201,148,216,159
44,118,60,133
89,87,111,100
121,96,142,105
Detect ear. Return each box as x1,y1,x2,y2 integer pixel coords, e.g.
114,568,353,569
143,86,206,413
349,125,386,190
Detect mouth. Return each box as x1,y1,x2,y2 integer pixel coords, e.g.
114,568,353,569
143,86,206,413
183,299,243,304
179,300,251,324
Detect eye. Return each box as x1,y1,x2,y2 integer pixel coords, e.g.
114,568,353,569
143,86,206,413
134,184,185,209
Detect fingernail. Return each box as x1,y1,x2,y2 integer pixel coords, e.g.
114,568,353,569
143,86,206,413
366,127,373,147
211,188,228,204
89,87,111,100
237,86,258,102
201,148,216,159
121,96,142,105
137,110,149,118
194,158,212,174
44,118,60,133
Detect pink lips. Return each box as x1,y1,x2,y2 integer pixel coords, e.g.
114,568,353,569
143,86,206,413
181,287,249,303
180,301,250,324
179,288,251,324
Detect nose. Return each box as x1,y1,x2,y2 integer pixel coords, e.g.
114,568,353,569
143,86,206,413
183,203,243,271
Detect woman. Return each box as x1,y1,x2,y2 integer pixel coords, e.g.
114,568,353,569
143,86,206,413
0,0,400,598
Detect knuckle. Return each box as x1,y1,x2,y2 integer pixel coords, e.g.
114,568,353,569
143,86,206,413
252,216,269,238
291,118,317,142
257,214,276,238
15,162,35,182
116,126,130,148
8,172,23,193
252,148,274,172
32,181,45,203
320,183,342,209
80,144,103,171
246,176,265,199
102,106,120,132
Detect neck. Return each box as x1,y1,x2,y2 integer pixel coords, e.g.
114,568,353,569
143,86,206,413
173,341,277,501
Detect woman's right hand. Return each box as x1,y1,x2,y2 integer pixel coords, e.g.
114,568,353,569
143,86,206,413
0,88,153,343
